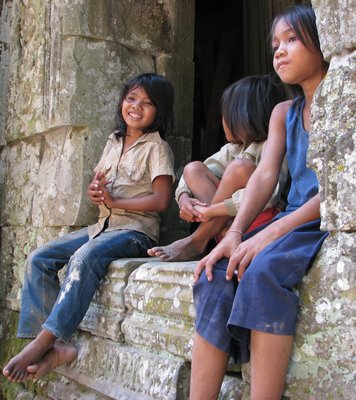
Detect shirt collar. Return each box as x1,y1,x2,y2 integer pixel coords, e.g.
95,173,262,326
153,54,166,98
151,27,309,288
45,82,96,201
108,131,162,145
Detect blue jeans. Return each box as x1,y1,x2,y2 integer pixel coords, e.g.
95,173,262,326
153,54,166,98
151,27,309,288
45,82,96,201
18,227,154,341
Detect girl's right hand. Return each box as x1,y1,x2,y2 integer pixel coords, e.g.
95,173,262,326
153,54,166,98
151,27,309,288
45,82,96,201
87,171,110,205
193,232,243,282
178,195,207,222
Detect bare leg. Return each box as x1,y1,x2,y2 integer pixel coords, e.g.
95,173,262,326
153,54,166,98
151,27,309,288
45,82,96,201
190,333,229,400
183,161,219,204
27,339,77,379
148,159,255,261
148,215,230,261
250,330,293,400
2,329,56,382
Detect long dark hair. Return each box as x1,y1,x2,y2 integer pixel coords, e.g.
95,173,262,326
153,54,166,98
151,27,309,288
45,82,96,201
270,4,321,53
221,74,288,144
269,4,329,67
269,4,328,101
114,73,174,139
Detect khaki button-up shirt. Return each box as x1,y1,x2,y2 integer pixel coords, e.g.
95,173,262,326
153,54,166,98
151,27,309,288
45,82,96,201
175,141,288,216
88,131,175,242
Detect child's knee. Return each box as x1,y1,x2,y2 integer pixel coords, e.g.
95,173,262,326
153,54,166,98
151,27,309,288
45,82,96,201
183,161,205,177
224,159,256,181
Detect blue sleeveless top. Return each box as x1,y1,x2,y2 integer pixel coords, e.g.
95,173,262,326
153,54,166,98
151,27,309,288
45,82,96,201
285,98,319,213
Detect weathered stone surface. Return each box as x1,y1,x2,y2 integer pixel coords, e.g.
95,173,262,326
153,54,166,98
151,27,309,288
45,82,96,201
285,232,355,398
31,127,103,227
47,36,154,129
1,139,42,226
80,258,152,341
0,0,11,147
2,127,102,227
0,225,73,310
123,261,196,359
57,0,176,53
309,52,356,231
218,375,244,400
312,0,356,60
57,333,190,400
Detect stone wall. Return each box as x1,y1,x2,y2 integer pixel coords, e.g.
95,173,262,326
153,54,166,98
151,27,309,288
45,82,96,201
0,0,194,310
0,0,355,399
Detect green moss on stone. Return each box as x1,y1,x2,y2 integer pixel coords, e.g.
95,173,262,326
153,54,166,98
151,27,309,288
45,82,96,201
0,309,55,399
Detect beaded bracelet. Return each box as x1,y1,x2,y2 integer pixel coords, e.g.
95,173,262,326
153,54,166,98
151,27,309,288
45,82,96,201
226,229,244,236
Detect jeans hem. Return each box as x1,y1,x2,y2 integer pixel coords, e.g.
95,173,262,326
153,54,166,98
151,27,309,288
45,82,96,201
42,323,72,343
17,333,38,339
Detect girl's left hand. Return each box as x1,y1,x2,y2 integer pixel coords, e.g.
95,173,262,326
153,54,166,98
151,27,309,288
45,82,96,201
101,187,115,208
193,204,211,222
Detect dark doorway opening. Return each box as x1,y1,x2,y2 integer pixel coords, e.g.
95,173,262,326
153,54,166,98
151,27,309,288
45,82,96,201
193,0,308,162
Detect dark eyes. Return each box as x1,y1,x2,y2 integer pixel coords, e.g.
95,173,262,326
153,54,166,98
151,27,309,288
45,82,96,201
272,35,298,53
125,96,153,107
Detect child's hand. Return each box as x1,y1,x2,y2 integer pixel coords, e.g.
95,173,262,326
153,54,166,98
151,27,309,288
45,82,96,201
87,171,111,205
193,232,243,282
101,186,115,208
226,224,280,281
192,204,211,222
178,195,207,222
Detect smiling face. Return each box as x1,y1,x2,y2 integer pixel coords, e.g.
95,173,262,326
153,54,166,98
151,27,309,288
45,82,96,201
272,17,325,88
121,86,158,135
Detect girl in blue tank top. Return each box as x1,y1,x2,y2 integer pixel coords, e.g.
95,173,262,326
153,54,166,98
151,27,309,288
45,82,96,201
190,5,330,399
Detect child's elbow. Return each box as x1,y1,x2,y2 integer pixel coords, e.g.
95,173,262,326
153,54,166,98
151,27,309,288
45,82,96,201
158,199,171,212
156,194,172,212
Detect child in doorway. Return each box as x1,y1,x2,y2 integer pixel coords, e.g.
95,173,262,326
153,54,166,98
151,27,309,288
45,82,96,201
148,74,289,261
190,5,329,399
2,73,175,382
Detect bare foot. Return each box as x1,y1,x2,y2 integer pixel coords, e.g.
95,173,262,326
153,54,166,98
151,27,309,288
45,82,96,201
2,331,56,382
27,340,77,379
147,236,207,261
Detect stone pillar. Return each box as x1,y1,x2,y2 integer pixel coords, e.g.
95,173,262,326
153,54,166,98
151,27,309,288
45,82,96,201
284,1,355,398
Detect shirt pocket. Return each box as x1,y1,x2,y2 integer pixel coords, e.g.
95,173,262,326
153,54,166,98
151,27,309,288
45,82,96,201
121,163,146,182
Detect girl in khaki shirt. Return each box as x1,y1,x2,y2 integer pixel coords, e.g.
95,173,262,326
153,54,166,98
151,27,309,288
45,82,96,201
3,73,175,382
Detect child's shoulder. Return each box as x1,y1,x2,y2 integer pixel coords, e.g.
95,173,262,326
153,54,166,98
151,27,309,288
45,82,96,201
271,100,294,124
274,99,293,114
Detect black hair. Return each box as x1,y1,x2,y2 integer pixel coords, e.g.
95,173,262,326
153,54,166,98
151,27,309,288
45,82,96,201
114,73,174,139
221,74,288,144
269,4,328,102
270,4,324,57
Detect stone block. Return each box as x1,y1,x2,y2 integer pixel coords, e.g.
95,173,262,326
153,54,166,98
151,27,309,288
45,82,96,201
285,232,355,399
309,52,356,230
0,225,71,311
57,333,190,400
0,0,11,146
1,140,42,226
31,127,103,227
313,0,356,60
52,0,194,56
3,126,103,227
47,36,154,129
124,260,196,318
5,0,48,141
122,311,195,360
122,260,196,359
5,0,157,139
80,258,152,341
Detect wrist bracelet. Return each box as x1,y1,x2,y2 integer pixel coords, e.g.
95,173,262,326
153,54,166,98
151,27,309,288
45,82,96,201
226,229,244,236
